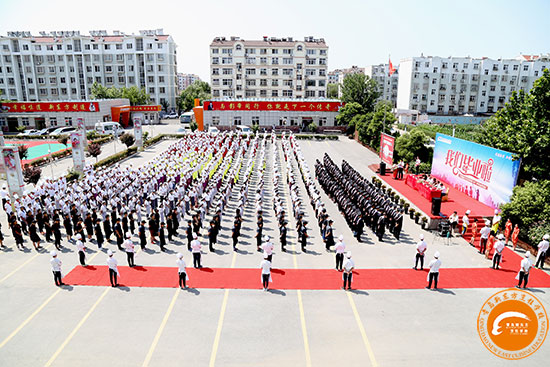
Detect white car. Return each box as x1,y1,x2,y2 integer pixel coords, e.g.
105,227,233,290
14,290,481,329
50,127,77,136
165,112,178,119
208,126,220,134
18,129,39,136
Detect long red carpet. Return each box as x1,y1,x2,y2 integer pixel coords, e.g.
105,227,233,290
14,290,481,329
63,263,550,290
368,165,494,220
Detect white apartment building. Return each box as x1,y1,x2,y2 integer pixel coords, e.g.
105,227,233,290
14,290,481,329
177,73,201,92
365,64,399,107
397,54,550,115
209,36,328,99
0,29,178,108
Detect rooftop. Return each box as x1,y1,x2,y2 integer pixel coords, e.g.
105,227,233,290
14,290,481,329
211,36,327,48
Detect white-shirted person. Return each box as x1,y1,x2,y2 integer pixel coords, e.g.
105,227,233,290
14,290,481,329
50,250,63,286
335,235,346,271
426,251,441,290
492,234,506,270
191,233,202,269
260,253,272,291
124,233,135,267
342,251,355,290
107,249,119,287
176,253,188,289
414,234,427,270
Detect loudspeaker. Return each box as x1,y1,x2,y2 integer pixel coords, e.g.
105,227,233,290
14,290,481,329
379,162,386,176
431,197,442,216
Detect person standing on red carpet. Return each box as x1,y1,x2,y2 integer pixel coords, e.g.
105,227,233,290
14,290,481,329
75,234,86,266
414,234,427,270
516,252,532,289
335,235,345,271
461,210,470,236
426,252,441,290
342,252,355,290
485,231,496,260
492,234,505,270
449,211,459,236
50,250,64,286
504,219,513,244
107,249,119,287
262,235,274,263
260,253,272,291
469,218,478,247
535,234,549,269
124,233,135,267
511,224,520,250
479,220,491,254
191,233,202,269
177,253,188,289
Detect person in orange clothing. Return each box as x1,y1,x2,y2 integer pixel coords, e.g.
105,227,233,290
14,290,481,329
485,231,496,259
469,218,478,247
504,219,513,244
511,224,520,250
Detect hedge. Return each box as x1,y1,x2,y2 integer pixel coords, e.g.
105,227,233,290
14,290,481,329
93,147,138,168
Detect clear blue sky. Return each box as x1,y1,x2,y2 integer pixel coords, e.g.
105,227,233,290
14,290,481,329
1,0,548,81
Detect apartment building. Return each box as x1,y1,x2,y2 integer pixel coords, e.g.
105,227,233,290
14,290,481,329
396,54,550,115
209,36,328,99
177,73,201,92
0,29,178,108
365,64,399,107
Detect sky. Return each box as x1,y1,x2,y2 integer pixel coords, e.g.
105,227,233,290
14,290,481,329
1,0,549,81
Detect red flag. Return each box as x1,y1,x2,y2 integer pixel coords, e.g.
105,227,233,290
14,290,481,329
388,58,396,76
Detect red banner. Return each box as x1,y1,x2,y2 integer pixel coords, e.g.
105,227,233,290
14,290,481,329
380,133,395,165
0,102,99,113
203,101,343,112
130,105,162,112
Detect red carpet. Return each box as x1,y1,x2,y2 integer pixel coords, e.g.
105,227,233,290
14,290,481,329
368,164,494,220
63,264,550,290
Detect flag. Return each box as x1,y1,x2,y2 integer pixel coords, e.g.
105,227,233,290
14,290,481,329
388,58,396,77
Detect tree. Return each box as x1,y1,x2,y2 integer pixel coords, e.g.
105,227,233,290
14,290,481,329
57,134,69,149
477,69,550,181
307,122,318,133
17,144,28,160
23,165,42,186
88,143,102,162
356,101,396,150
160,99,170,112
327,83,339,99
90,82,150,106
178,81,211,112
394,129,432,164
119,133,135,148
340,73,380,113
335,102,363,132
16,126,27,133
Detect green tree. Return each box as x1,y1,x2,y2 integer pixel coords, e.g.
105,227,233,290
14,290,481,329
119,132,135,148
327,83,339,99
340,73,380,113
335,102,363,132
91,82,150,106
23,165,42,186
477,69,550,181
88,143,102,162
160,99,170,112
394,129,432,164
90,82,109,99
356,101,396,150
178,81,211,112
17,144,28,160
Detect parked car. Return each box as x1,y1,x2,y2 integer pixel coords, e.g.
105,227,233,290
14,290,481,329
208,126,219,134
235,125,252,135
37,127,61,136
18,129,39,136
94,121,124,136
165,112,179,119
50,127,77,136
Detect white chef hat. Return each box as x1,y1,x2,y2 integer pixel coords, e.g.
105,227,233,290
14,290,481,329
485,220,490,226
434,251,440,258
126,233,131,239
50,250,57,257
498,234,505,240
494,209,499,215
75,234,81,240
263,253,268,259
177,253,183,259
193,233,197,239
108,249,113,256
543,234,549,240
346,251,352,258
466,210,471,214
264,235,270,242
525,252,531,258
339,235,344,241
420,234,424,240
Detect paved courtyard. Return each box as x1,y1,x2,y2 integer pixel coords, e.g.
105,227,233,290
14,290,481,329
0,135,548,366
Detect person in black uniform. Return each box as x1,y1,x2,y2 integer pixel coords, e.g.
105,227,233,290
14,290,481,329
256,221,263,252
139,220,147,250
232,219,240,251
394,209,403,240
167,213,174,242
159,222,166,252
325,219,335,251
192,213,201,236
94,219,104,249
208,220,216,252
114,218,123,250
377,214,386,242
300,221,308,252
129,210,136,235
103,214,112,242
148,215,158,244
280,220,287,252
122,212,129,237
12,221,25,250
29,221,41,250
171,209,179,236
186,220,193,251
84,213,94,240
43,214,52,242
52,219,62,250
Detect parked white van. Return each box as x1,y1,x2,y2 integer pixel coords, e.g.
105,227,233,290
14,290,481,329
95,121,123,135
235,125,252,135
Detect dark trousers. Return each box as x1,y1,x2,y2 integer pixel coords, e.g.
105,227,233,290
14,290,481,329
535,251,546,268
127,252,135,267
415,254,424,269
262,274,270,289
266,254,272,262
492,252,502,269
517,271,529,288
179,272,186,288
281,239,286,251
480,238,487,253
109,268,118,286
209,237,215,251
427,272,439,289
343,272,352,289
336,253,344,271
232,236,238,249
193,252,201,268
52,270,62,286
78,250,86,266
54,237,61,250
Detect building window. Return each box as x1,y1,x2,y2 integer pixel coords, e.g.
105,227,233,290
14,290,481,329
49,117,57,126
252,116,259,125
212,116,220,126
21,117,30,126
271,90,278,97
233,116,241,126
65,117,73,126
297,45,303,51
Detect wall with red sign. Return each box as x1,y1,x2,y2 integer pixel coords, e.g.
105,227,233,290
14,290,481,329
0,102,100,113
203,101,343,112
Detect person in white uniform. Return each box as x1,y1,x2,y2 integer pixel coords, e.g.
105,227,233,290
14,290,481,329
492,234,506,270
107,249,119,287
262,235,274,263
335,235,346,271
516,252,532,289
479,220,491,254
176,253,188,289
426,251,441,290
414,234,427,270
75,234,86,266
534,234,549,269
191,233,202,269
461,209,471,236
342,251,355,290
260,253,272,291
123,233,135,267
50,250,64,286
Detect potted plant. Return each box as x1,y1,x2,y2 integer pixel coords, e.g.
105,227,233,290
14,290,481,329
414,211,421,224
404,203,410,214
421,216,428,230
409,208,415,219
